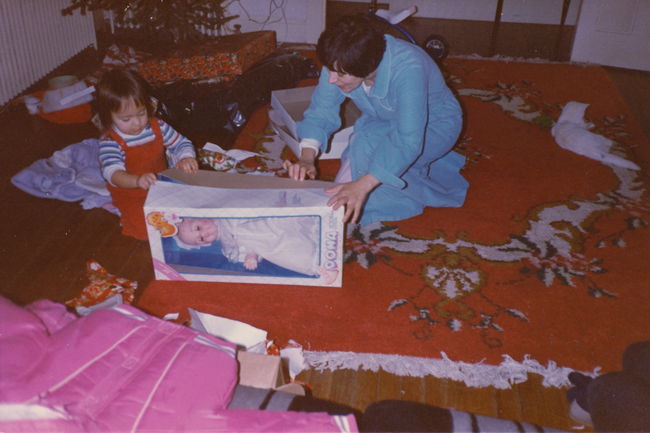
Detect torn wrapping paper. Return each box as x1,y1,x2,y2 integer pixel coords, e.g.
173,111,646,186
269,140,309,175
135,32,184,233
66,261,137,308
197,142,260,172
74,294,123,317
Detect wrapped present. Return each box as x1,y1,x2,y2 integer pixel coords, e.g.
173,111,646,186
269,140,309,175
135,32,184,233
198,147,238,171
137,31,277,83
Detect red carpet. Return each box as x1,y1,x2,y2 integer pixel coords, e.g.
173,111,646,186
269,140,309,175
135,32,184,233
138,58,650,388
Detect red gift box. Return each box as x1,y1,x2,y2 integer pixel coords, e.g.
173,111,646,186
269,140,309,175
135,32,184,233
137,31,277,83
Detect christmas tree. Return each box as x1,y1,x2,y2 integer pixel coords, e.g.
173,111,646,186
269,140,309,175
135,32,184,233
62,0,238,44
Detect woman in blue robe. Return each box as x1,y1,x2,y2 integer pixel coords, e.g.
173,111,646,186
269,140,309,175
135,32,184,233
284,15,468,225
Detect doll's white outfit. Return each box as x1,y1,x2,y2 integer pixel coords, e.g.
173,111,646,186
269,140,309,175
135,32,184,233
218,217,320,276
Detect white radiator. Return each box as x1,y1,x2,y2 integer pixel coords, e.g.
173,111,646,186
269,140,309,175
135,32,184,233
0,0,97,106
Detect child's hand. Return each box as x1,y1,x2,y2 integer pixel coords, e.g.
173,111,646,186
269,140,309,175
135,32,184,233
283,147,317,181
136,173,157,189
243,254,259,270
176,157,199,174
283,159,317,181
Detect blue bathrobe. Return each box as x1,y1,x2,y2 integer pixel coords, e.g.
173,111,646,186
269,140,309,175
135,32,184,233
297,34,468,225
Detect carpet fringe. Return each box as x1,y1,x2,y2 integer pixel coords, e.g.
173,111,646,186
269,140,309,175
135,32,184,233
448,53,593,67
303,350,600,389
281,44,593,67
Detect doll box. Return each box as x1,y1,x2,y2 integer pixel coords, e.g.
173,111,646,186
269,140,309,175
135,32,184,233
137,31,277,83
269,86,360,159
144,169,344,287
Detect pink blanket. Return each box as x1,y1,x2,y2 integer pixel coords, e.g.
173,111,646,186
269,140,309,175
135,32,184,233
0,296,356,432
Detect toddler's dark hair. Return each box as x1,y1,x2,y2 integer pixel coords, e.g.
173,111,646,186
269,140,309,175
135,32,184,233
316,14,385,78
94,68,155,130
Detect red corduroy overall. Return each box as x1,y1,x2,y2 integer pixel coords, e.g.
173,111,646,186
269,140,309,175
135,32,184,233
106,118,167,240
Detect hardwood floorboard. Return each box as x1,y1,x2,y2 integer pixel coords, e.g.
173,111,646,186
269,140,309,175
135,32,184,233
351,368,382,411
423,374,451,410
333,368,368,408
374,369,411,406
452,381,498,419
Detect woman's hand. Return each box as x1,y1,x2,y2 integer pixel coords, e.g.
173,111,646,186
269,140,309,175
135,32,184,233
176,157,199,174
326,174,380,223
283,147,317,180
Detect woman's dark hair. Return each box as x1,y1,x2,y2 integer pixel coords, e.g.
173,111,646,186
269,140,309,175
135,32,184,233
94,68,155,130
316,14,386,78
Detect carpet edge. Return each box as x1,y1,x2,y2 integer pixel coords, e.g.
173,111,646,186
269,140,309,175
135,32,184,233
303,350,600,389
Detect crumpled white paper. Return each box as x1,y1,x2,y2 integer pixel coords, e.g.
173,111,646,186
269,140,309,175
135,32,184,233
189,308,267,352
188,308,307,378
551,101,640,170
280,341,307,378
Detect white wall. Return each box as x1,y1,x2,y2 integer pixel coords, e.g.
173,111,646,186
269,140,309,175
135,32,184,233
224,0,326,43
336,0,582,25
571,0,650,71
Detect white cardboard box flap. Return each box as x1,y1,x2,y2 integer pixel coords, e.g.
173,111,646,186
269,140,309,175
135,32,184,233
270,86,360,159
159,168,336,190
149,170,335,210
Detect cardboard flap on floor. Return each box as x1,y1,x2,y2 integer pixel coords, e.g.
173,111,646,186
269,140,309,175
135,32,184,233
189,307,267,352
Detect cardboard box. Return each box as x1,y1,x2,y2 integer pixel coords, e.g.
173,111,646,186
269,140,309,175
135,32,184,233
144,169,344,287
237,351,287,389
137,31,277,83
269,86,360,159
237,351,305,395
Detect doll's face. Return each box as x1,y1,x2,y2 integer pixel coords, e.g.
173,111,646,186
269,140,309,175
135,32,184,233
177,218,219,246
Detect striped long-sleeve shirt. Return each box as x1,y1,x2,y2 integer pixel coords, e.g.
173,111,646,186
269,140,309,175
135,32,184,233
99,118,196,185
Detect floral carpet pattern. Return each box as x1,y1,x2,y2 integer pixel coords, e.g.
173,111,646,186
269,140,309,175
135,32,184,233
139,58,650,387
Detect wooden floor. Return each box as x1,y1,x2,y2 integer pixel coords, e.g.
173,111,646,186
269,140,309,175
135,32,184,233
1,11,648,432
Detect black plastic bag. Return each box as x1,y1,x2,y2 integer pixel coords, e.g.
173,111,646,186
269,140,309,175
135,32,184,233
154,50,317,147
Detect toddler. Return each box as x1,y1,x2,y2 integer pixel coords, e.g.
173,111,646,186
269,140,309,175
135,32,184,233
96,68,198,240
176,217,321,277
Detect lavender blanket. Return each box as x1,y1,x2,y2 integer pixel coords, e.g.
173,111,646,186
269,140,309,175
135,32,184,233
11,138,111,209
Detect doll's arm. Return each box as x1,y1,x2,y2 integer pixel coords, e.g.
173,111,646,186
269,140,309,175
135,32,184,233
243,253,260,270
